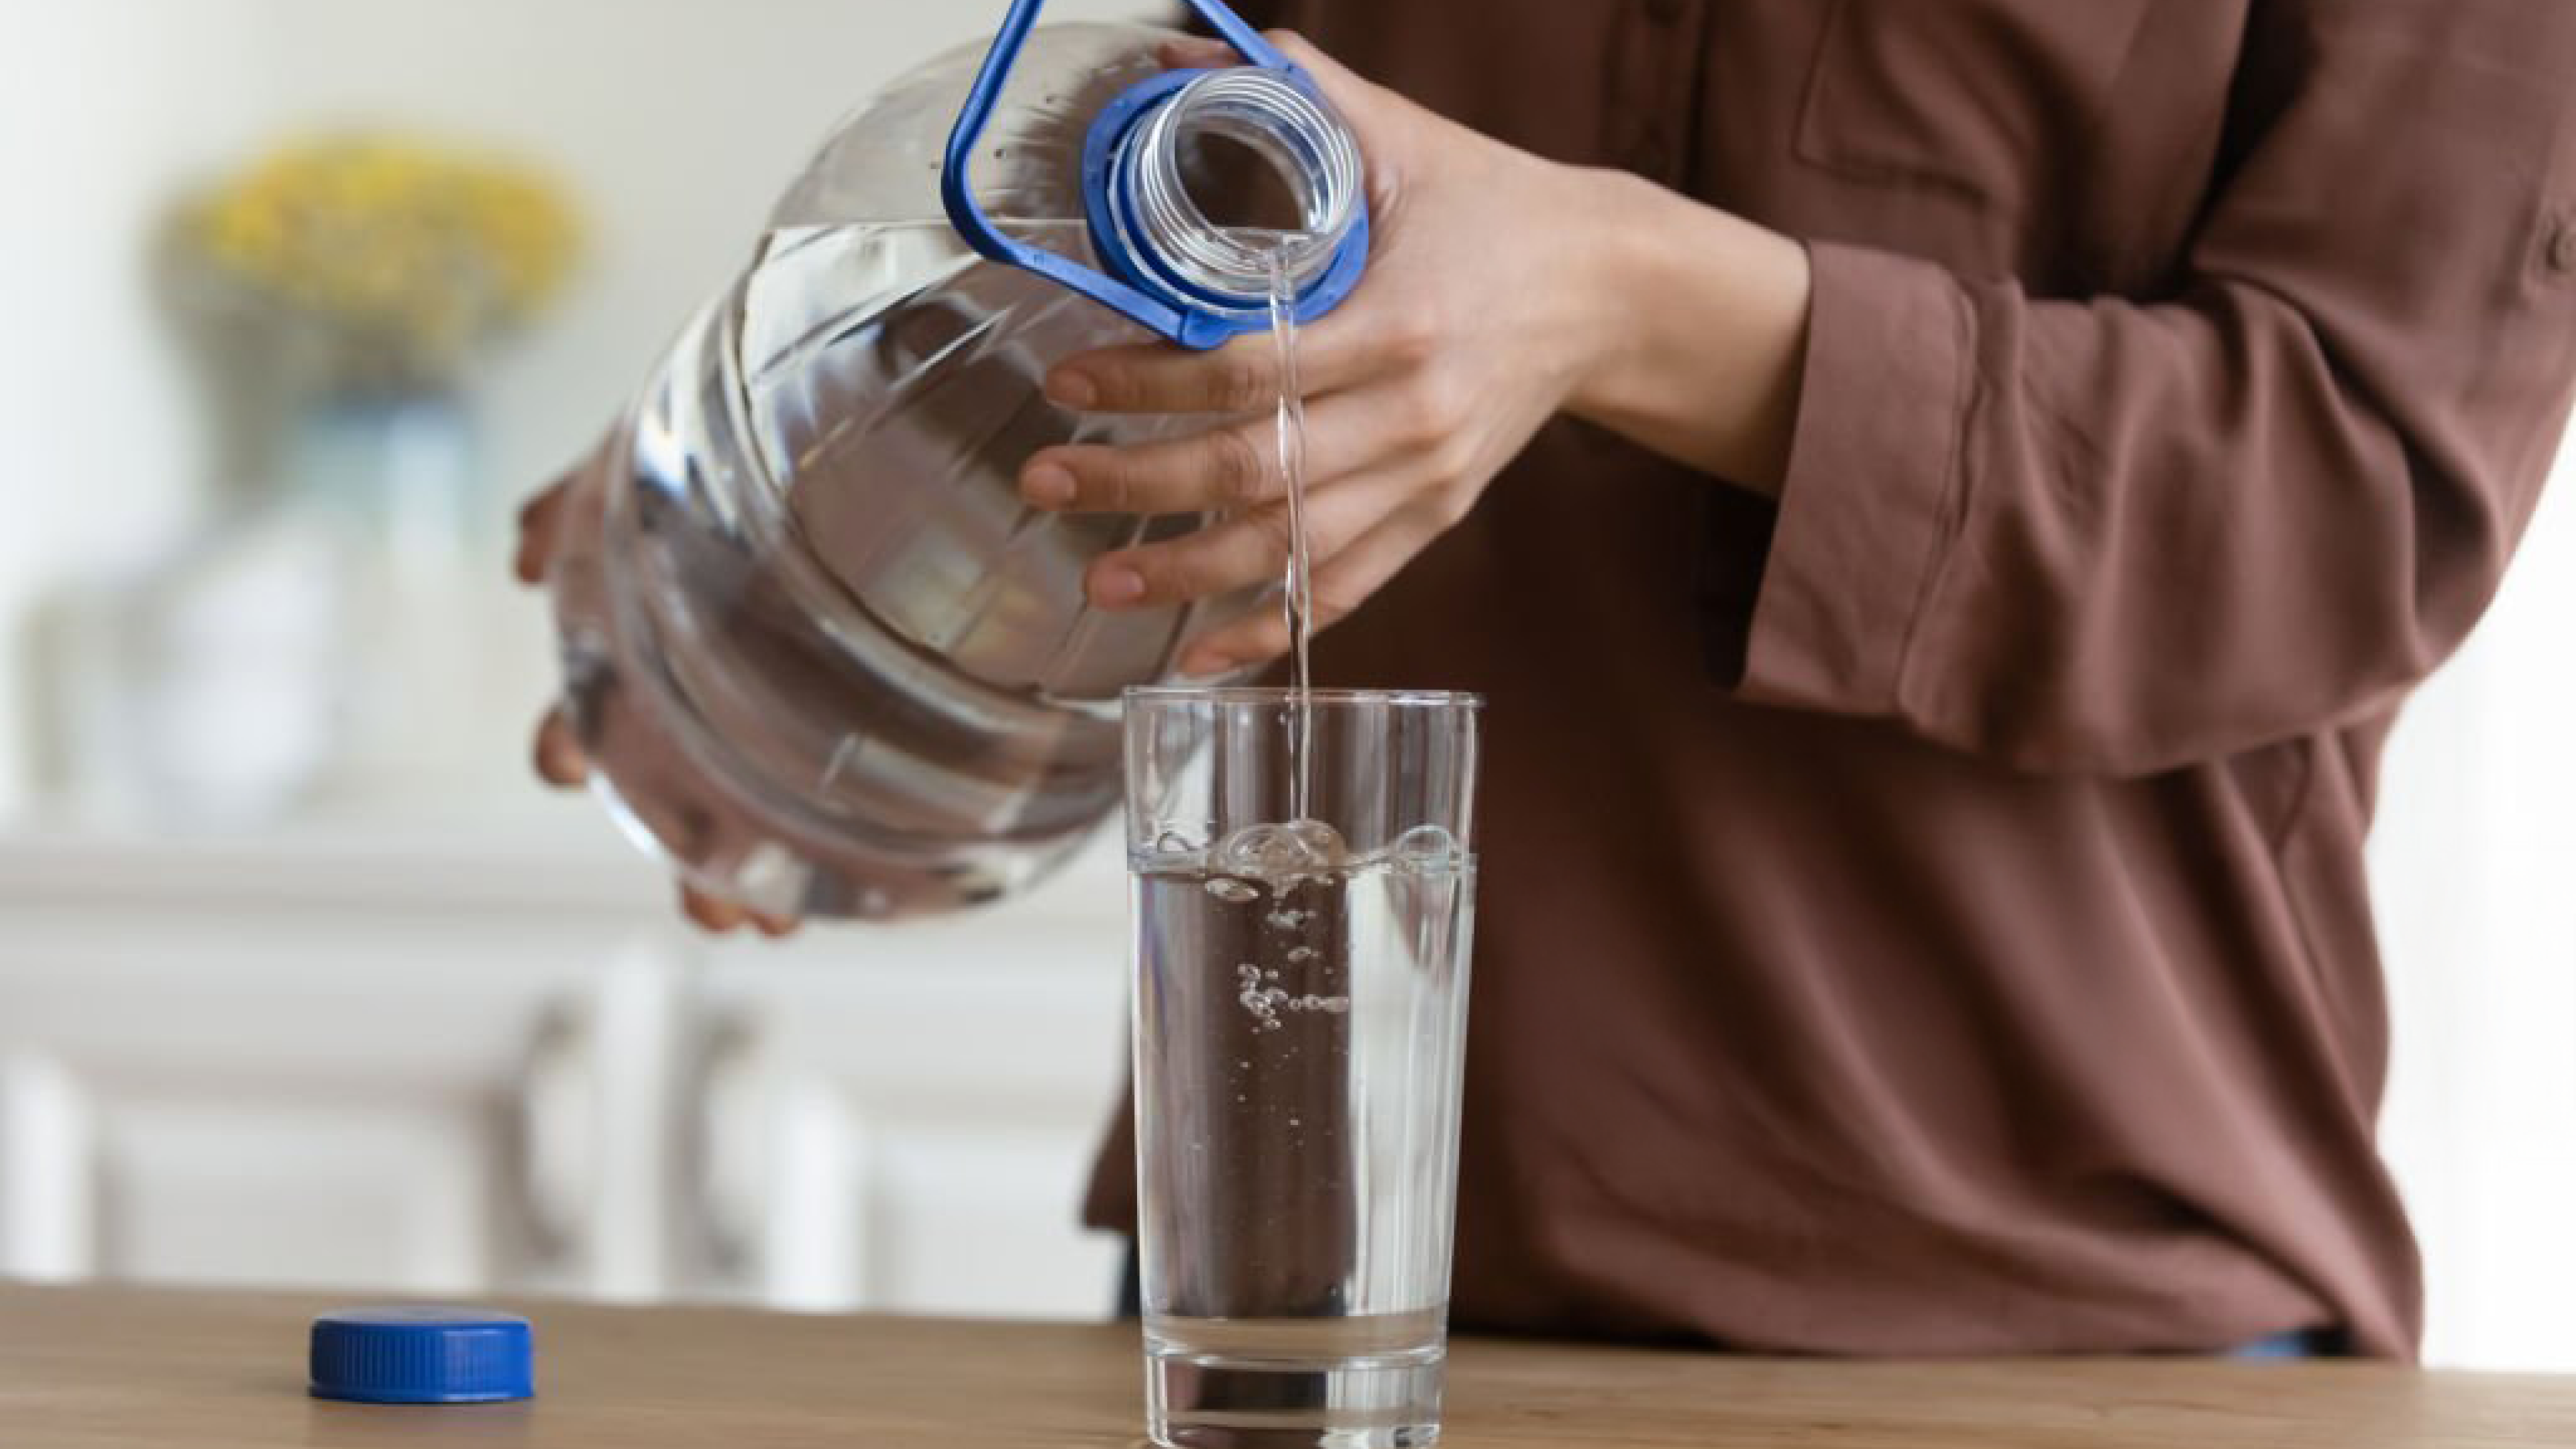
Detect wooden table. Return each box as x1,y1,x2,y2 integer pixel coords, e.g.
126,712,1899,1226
5,1283,2573,1447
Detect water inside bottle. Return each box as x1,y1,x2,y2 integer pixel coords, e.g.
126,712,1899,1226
545,36,1375,922
552,217,1203,918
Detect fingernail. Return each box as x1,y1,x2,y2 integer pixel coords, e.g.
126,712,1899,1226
1047,370,1098,409
1092,566,1147,607
1179,651,1236,679
1022,462,1077,508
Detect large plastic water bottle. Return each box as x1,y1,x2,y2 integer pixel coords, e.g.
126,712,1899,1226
544,1,1368,920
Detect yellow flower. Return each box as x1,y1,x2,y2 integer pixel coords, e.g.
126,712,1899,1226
177,133,581,382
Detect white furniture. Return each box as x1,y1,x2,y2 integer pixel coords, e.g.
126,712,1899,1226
0,808,1133,1319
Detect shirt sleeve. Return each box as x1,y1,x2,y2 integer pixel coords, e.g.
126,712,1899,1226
1735,0,2576,777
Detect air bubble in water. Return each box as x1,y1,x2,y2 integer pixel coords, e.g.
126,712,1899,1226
1214,819,1348,880
1204,877,1260,904
1283,818,1343,855
1286,946,1316,963
1261,1018,1283,1032
1385,823,1464,872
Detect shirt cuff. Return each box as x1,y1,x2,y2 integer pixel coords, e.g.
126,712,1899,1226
1737,241,1974,719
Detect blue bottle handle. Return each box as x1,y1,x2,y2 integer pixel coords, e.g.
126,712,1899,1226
941,0,1360,350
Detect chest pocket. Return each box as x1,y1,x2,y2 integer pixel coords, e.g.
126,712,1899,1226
1798,0,2153,212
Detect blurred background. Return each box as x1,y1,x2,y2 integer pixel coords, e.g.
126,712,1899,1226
1,0,2571,1369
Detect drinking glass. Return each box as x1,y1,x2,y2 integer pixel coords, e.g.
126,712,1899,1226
1122,686,1483,1449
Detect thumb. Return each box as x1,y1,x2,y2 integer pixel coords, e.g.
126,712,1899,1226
1255,30,1387,125
1150,30,1404,189
1154,31,1384,125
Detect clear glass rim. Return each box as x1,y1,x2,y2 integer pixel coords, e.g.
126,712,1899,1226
1123,685,1484,710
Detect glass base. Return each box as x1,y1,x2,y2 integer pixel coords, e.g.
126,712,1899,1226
1144,1345,1443,1449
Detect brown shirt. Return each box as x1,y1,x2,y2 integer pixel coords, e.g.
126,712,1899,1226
1088,0,2576,1357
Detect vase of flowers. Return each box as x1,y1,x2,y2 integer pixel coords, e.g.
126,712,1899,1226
55,135,580,822
180,133,579,396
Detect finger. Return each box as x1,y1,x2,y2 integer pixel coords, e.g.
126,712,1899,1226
681,887,751,935
1085,469,1408,610
1044,310,1413,416
686,888,798,938
1177,508,1444,674
513,480,572,585
533,709,588,787
1022,386,1431,517
1154,37,1233,70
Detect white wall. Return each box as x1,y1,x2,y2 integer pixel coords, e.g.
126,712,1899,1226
2,3,261,805
0,0,1166,810
2373,449,2576,1370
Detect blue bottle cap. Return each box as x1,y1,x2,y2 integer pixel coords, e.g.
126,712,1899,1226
309,1306,534,1404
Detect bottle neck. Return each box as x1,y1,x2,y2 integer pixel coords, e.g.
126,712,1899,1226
1116,68,1362,309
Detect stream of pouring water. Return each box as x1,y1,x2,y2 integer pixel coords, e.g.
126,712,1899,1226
1264,246,1316,822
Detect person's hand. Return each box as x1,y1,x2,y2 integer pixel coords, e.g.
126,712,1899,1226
1015,33,1614,675
1015,32,1811,676
512,462,800,938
